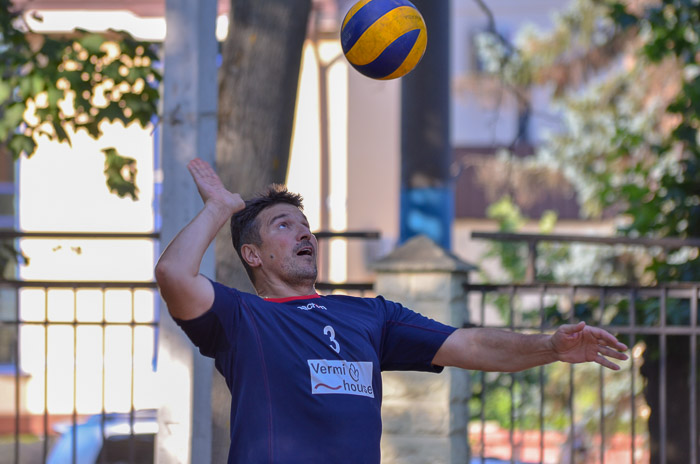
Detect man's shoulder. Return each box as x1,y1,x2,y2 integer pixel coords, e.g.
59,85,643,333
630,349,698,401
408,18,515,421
211,281,256,298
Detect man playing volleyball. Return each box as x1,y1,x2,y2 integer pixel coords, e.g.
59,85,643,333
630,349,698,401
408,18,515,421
155,158,628,464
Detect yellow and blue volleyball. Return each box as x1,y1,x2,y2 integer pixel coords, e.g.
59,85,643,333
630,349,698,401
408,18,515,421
340,0,427,80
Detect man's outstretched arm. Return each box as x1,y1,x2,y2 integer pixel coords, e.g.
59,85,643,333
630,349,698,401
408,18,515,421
155,158,245,320
432,321,628,372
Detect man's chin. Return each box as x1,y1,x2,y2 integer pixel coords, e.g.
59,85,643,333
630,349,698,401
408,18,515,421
289,267,317,285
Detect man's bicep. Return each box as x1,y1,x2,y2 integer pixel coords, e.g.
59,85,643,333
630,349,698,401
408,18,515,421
431,328,477,368
158,273,215,321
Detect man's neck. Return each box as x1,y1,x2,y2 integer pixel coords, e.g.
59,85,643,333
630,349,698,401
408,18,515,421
254,280,317,299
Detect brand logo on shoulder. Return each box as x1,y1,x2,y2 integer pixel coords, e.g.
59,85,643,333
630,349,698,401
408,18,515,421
297,302,327,311
308,359,374,398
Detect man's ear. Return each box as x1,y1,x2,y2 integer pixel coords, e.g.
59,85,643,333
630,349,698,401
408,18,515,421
241,244,262,268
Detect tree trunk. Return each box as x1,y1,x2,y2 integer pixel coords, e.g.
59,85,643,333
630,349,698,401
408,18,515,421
212,0,311,461
641,335,700,464
215,0,311,289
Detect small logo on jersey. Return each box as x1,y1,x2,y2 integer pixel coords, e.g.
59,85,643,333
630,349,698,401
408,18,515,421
308,359,374,398
297,303,327,311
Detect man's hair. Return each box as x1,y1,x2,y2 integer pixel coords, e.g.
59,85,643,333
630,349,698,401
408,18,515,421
230,184,305,283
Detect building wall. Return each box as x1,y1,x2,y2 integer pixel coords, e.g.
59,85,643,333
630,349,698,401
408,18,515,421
451,0,566,147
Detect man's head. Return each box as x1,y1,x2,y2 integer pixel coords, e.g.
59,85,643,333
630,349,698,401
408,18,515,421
230,185,317,287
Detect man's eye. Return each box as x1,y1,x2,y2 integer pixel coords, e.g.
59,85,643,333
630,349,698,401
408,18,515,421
278,223,287,229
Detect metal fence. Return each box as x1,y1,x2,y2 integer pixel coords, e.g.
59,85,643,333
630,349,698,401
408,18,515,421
0,229,380,464
467,232,700,464
0,232,159,464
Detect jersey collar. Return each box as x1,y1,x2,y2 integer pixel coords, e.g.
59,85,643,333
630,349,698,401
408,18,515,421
264,293,321,303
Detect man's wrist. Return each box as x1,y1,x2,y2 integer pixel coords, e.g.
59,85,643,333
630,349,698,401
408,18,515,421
544,334,559,363
204,198,238,219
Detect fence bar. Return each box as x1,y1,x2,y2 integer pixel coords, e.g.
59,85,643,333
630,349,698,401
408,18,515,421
314,282,374,292
599,288,606,464
0,231,160,239
129,288,137,464
72,288,78,464
13,287,20,464
471,231,700,249
629,290,637,464
691,286,698,464
312,230,381,239
479,290,486,463
568,286,575,464
659,289,667,464
463,281,700,295
100,288,107,464
43,289,49,463
538,287,546,464
508,287,516,463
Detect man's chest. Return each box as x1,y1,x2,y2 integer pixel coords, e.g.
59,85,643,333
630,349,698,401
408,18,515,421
235,301,383,398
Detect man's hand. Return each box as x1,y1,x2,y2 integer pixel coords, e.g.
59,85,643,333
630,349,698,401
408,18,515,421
550,322,629,370
187,158,245,216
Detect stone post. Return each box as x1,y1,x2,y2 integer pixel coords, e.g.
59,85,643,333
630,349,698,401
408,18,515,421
372,235,476,464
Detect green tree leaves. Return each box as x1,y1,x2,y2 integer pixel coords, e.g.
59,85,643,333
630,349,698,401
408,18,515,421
0,0,161,199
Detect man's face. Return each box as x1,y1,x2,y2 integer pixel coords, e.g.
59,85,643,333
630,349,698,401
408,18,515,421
255,203,318,286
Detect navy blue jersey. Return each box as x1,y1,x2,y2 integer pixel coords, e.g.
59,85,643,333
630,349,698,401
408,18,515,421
175,281,456,464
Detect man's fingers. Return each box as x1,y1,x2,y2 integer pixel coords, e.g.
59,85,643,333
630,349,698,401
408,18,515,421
591,327,629,352
598,345,629,361
595,355,621,371
188,158,214,179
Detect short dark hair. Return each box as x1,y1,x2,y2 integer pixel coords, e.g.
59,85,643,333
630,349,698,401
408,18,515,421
230,184,305,283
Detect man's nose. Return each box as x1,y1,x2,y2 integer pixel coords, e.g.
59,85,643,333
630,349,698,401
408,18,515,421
297,225,311,241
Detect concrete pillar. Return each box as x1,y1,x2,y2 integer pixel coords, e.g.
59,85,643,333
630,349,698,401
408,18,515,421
373,235,475,464
156,0,218,462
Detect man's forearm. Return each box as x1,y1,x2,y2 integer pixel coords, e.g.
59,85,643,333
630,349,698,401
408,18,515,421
156,201,230,278
154,200,233,319
472,328,558,372
434,327,558,372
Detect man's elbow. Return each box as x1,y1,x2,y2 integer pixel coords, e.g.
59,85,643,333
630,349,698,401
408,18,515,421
154,258,183,290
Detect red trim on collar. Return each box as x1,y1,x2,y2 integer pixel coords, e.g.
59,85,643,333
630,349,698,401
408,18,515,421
264,294,321,303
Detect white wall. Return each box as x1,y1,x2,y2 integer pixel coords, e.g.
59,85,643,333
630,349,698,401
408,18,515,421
451,0,565,147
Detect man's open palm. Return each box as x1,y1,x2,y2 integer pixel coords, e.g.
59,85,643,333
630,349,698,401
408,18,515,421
187,158,245,215
551,322,628,370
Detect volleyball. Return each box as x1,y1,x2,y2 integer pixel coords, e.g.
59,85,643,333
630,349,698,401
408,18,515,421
340,0,427,80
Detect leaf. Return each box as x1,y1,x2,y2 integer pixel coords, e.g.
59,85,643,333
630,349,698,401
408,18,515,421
0,102,27,140
0,81,11,102
30,73,45,96
608,2,638,29
102,147,139,200
46,85,63,108
77,32,105,55
52,121,70,144
7,133,36,158
76,120,102,138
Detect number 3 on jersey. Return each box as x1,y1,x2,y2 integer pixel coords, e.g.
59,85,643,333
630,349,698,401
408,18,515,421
323,325,340,354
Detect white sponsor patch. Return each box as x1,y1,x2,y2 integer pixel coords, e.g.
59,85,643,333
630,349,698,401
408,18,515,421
308,359,374,398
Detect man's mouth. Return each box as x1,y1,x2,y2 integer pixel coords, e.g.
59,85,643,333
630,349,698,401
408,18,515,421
296,245,314,257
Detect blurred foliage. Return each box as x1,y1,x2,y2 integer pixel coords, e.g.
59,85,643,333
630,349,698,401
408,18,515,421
470,0,700,439
0,0,161,199
473,0,700,322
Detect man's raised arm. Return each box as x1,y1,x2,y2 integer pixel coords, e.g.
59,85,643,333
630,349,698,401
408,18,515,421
155,158,245,320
